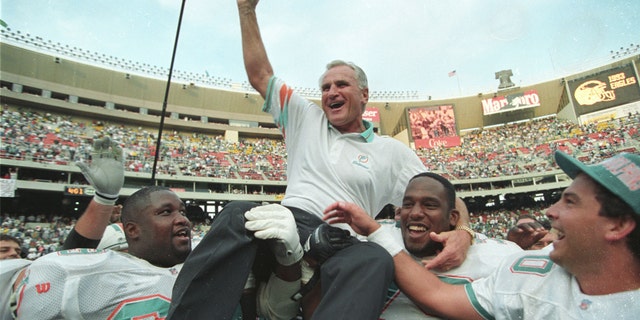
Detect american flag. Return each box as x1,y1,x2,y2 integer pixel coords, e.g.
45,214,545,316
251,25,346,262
448,70,457,77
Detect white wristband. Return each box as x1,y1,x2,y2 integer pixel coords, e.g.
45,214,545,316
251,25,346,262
367,227,403,257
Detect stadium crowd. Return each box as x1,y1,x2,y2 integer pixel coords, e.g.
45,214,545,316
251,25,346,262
2,106,638,183
0,213,210,261
1,106,638,254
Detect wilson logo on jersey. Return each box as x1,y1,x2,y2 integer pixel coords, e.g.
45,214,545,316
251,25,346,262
35,282,51,294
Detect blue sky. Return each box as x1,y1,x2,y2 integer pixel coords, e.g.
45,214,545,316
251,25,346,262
2,0,639,99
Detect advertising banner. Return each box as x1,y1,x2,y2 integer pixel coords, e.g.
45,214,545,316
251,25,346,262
406,105,460,149
568,63,640,115
481,90,541,115
362,107,380,122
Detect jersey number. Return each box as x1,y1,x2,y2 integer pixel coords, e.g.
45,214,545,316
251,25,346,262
107,294,170,320
510,255,554,276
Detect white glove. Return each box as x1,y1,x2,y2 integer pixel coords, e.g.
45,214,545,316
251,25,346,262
245,204,303,266
76,137,124,205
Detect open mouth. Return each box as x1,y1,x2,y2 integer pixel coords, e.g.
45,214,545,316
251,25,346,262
175,229,190,240
407,224,429,236
329,102,344,109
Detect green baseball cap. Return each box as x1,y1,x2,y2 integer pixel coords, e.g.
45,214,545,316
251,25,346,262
554,151,640,214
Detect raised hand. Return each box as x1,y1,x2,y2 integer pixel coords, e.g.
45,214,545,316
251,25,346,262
76,137,124,205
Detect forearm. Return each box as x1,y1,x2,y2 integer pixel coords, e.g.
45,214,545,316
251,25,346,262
71,199,113,240
237,1,273,97
274,261,301,282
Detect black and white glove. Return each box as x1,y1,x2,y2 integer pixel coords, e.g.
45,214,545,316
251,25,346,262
304,223,358,265
245,204,303,266
76,137,124,206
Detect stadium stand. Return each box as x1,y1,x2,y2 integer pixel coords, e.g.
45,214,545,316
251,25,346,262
1,28,639,253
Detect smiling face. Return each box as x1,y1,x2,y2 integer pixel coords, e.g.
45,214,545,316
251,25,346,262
545,174,609,273
399,176,459,257
0,239,21,260
124,189,192,268
320,65,368,133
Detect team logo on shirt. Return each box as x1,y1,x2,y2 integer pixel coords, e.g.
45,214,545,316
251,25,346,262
579,299,592,310
352,154,370,169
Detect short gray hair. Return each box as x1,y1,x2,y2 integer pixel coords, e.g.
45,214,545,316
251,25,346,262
319,60,368,90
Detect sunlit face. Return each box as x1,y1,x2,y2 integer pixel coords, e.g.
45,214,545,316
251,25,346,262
0,240,21,260
126,190,192,267
399,176,458,257
546,174,609,273
320,65,368,133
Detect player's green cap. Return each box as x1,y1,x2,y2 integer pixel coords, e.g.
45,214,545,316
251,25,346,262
554,151,640,215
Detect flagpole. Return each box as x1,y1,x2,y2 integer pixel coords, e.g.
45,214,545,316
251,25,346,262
449,70,461,96
151,0,187,184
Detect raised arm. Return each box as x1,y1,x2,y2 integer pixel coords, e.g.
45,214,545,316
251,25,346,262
237,0,274,98
63,137,124,249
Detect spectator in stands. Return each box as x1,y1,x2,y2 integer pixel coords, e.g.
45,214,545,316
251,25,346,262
506,214,549,250
0,234,22,260
369,172,522,318
168,1,472,319
325,151,640,318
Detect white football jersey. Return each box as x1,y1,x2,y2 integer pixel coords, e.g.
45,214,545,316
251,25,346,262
379,222,522,319
14,249,182,319
0,259,31,320
468,251,640,319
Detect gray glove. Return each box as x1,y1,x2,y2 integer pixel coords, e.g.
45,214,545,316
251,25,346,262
76,137,124,205
245,204,303,266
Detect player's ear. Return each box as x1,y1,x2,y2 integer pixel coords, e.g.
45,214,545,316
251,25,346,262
123,221,140,240
604,215,636,242
449,208,460,227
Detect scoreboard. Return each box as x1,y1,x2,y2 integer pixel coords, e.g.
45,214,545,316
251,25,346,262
64,186,95,196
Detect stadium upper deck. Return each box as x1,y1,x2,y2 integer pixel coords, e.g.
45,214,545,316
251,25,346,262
1,29,639,217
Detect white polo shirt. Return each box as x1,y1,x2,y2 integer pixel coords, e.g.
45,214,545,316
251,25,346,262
263,76,426,219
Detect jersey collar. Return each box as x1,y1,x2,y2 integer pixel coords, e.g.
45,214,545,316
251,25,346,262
328,120,374,143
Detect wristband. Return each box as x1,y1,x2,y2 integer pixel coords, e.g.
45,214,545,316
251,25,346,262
455,225,475,245
367,227,403,257
93,192,118,206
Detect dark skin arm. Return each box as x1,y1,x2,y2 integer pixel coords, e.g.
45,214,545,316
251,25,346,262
324,201,482,320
